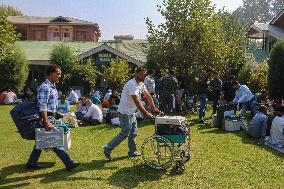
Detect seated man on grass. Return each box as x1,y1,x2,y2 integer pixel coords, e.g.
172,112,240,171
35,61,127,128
75,97,88,120
80,99,103,126
57,95,70,115
270,106,284,147
246,105,268,140
232,80,258,117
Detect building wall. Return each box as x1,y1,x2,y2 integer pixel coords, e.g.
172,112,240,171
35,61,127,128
73,25,97,42
14,24,99,42
27,25,48,41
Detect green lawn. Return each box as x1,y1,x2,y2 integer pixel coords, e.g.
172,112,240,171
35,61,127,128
0,105,283,189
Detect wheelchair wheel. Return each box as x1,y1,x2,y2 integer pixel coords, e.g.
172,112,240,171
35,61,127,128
141,135,174,170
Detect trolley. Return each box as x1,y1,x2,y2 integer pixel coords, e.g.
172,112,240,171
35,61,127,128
141,116,190,172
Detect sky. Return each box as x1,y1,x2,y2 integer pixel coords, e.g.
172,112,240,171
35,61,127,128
0,0,243,40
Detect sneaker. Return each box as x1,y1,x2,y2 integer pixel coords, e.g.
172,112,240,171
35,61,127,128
26,164,43,170
66,162,80,171
103,146,112,161
128,151,141,157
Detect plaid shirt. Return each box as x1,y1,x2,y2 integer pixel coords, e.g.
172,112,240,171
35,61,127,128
160,74,178,96
37,79,58,113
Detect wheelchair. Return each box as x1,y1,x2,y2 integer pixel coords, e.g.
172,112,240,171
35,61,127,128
141,116,190,173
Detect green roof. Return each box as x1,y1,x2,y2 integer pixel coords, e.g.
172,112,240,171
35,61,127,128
15,40,148,65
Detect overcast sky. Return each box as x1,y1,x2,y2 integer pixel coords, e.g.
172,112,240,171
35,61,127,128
0,0,243,40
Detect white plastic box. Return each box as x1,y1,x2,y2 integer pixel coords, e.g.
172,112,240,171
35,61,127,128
224,119,242,132
35,127,64,149
211,114,217,128
64,131,71,150
155,116,186,125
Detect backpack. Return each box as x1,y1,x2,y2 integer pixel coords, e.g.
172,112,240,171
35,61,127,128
10,101,43,140
10,84,51,140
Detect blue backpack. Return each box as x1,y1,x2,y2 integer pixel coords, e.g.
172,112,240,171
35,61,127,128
10,101,43,140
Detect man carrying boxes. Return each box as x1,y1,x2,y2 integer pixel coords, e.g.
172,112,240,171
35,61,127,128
26,65,79,171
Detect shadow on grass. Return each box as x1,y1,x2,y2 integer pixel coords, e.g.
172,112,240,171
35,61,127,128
234,132,284,157
0,182,30,189
107,163,166,189
0,157,130,187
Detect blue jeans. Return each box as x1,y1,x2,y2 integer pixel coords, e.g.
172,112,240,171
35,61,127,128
104,114,138,155
199,94,208,120
27,146,74,167
240,97,258,117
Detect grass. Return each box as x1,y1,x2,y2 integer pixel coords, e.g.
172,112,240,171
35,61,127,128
0,105,283,189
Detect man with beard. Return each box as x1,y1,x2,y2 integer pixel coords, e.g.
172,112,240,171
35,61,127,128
103,67,160,160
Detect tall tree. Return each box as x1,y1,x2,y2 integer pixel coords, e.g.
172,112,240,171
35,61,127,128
0,47,29,92
105,57,131,92
49,43,77,88
268,40,284,100
233,0,273,26
0,15,18,62
271,0,284,17
0,4,23,16
146,0,247,83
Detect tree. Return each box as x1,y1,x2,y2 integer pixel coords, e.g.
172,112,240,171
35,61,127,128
0,46,29,91
73,58,97,93
146,0,247,83
49,43,76,87
105,57,131,92
0,15,18,62
250,63,268,93
233,0,273,26
271,0,284,17
0,4,23,16
268,40,284,100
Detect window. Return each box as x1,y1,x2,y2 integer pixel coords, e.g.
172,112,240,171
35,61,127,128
76,31,87,40
33,30,45,40
63,32,70,38
53,32,60,37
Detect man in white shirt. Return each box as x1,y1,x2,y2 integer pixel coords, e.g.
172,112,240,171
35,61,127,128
144,69,156,95
81,99,103,125
270,107,284,146
232,81,258,117
103,67,160,160
67,88,78,104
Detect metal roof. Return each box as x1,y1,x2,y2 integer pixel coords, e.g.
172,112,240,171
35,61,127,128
15,40,148,66
7,16,98,26
248,22,284,39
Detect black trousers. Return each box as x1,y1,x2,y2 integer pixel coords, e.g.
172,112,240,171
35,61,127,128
216,104,237,129
160,95,174,114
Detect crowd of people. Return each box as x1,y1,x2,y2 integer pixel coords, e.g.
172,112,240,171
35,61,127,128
195,68,284,147
4,64,284,170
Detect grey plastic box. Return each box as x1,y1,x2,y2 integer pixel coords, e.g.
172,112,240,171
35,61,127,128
35,127,64,149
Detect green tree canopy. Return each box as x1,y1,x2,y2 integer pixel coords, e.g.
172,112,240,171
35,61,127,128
49,43,77,87
146,0,247,82
268,40,284,100
0,15,18,62
49,43,98,92
105,57,131,92
0,46,29,91
0,4,23,16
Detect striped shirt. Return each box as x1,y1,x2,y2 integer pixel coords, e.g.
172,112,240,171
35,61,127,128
37,79,58,113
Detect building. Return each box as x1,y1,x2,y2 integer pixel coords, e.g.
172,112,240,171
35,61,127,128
16,38,148,94
7,16,101,42
248,9,284,62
